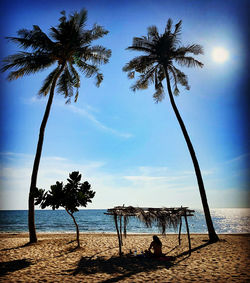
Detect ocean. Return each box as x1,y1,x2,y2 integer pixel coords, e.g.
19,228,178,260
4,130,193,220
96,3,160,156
0,208,249,234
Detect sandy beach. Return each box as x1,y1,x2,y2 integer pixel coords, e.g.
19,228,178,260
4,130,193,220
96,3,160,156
0,233,249,282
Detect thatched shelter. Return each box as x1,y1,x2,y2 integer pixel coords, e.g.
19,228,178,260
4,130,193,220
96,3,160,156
105,206,194,256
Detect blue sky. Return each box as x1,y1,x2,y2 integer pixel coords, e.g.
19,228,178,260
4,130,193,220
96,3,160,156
0,0,249,210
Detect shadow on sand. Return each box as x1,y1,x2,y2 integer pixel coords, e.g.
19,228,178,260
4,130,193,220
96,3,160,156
68,240,216,282
70,254,174,283
0,259,32,277
0,242,35,252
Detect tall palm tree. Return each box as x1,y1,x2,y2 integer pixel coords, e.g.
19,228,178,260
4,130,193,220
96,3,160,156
1,9,111,243
123,19,219,242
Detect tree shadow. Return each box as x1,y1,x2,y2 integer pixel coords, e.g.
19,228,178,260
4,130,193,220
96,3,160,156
0,242,33,252
67,239,76,244
68,254,174,283
66,245,85,254
0,259,32,277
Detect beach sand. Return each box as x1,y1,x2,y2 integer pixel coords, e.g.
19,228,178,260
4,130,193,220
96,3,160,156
0,233,249,282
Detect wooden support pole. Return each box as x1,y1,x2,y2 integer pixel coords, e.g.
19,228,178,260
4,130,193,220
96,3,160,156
114,214,122,256
178,216,182,245
184,211,191,255
119,215,123,246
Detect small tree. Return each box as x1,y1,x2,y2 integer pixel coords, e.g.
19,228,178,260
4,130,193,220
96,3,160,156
35,171,95,247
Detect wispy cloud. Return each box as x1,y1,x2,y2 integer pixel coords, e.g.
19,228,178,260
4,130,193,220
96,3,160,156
26,96,133,139
66,103,133,138
225,153,250,165
123,166,197,191
124,176,169,182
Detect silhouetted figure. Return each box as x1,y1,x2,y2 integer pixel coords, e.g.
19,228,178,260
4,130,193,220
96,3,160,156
146,235,163,257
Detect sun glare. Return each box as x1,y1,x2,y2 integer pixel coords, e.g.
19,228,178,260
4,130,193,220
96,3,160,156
212,47,229,63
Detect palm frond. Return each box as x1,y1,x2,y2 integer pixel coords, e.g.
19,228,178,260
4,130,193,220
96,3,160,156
95,73,103,87
69,63,80,102
49,27,60,41
122,55,155,74
57,66,74,100
175,69,190,90
89,24,109,41
7,25,54,51
59,10,66,23
74,89,79,103
86,45,111,65
1,52,55,80
76,60,99,78
38,67,61,96
71,9,87,29
153,84,164,103
147,26,159,40
127,71,135,79
129,37,156,52
130,66,156,92
169,65,190,94
176,44,204,55
175,56,204,68
131,79,148,92
166,18,173,34
69,63,80,88
126,44,155,54
173,20,182,37
167,65,179,95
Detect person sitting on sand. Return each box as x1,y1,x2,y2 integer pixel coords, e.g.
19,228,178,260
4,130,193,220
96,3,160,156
145,235,163,257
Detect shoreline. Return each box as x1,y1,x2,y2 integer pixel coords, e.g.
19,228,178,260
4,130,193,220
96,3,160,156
1,233,249,282
1,231,250,235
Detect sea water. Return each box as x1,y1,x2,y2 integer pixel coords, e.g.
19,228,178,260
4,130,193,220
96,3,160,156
0,208,249,234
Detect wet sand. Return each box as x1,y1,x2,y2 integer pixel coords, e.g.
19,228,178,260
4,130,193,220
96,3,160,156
0,233,249,282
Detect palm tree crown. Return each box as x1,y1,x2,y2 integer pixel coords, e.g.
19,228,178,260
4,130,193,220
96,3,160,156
1,9,111,103
123,19,203,101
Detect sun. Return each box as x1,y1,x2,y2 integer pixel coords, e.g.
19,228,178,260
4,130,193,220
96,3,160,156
212,47,229,63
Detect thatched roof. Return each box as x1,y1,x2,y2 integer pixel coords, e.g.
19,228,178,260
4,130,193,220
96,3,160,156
105,206,194,235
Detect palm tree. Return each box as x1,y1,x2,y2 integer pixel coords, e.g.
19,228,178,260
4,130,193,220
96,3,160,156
1,9,111,243
123,19,219,242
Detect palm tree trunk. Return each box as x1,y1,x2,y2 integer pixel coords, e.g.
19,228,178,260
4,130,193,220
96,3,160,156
66,209,80,247
164,68,219,243
28,64,65,243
